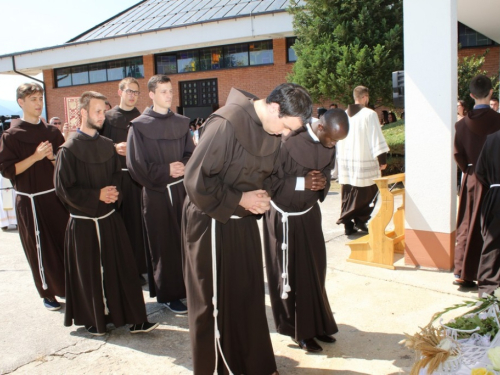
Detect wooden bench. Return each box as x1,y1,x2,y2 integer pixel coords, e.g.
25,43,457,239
346,173,405,270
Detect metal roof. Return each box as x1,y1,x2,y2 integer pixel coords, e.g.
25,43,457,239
68,0,298,43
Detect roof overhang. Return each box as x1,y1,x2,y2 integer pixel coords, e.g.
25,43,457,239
0,12,294,76
457,0,500,44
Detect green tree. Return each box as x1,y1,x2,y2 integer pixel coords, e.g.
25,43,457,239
457,50,499,112
288,0,403,107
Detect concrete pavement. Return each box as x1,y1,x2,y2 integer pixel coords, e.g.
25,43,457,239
0,186,476,375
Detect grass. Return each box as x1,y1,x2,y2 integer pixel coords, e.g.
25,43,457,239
382,119,405,156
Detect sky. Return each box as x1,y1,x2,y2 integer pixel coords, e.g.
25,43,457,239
0,0,140,116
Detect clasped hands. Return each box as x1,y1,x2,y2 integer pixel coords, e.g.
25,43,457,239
100,186,119,204
305,170,326,191
34,141,54,161
240,190,271,214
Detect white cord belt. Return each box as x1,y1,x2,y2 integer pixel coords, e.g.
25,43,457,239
121,168,128,171
270,200,313,299
210,215,241,375
491,184,500,188
70,209,115,315
15,188,56,290
467,164,473,167
166,179,184,205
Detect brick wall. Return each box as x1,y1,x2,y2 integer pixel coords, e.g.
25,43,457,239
43,38,295,121
458,45,500,77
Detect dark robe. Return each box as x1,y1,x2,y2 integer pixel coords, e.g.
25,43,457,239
476,130,500,296
182,88,280,375
54,131,147,333
127,107,194,302
0,119,67,299
263,129,338,341
454,108,500,281
101,106,147,275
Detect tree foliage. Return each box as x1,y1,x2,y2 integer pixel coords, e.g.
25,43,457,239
457,50,499,112
288,0,403,107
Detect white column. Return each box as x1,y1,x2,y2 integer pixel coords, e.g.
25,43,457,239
403,0,457,269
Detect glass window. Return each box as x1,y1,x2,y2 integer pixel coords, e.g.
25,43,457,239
107,60,126,81
458,22,495,47
125,57,144,78
223,43,249,68
177,51,199,73
287,37,297,62
249,40,273,65
56,68,72,87
89,62,107,83
157,55,177,74
200,47,223,71
71,65,89,85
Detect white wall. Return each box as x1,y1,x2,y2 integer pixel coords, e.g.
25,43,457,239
404,0,457,233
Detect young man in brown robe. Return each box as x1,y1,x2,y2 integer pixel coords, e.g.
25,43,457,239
54,91,158,336
127,75,194,314
101,77,147,282
454,74,500,288
182,83,312,375
0,83,67,311
263,109,349,353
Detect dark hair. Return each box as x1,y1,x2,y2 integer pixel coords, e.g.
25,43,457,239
381,110,389,125
317,107,327,118
470,74,492,99
79,91,107,112
266,83,312,126
492,97,499,103
147,74,171,93
329,103,338,109
322,108,349,131
389,111,397,122
16,82,44,101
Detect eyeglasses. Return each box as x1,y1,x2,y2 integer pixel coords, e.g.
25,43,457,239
52,122,62,125
124,89,140,96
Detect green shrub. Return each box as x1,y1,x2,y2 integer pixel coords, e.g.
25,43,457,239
382,120,405,175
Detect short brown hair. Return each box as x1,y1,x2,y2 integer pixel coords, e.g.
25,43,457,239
353,86,369,101
79,91,107,112
16,82,44,101
147,74,171,93
119,77,140,91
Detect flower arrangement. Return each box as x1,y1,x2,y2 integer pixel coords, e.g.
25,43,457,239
403,287,500,375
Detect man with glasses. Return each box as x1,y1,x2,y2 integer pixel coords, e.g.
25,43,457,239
101,77,147,284
49,117,69,139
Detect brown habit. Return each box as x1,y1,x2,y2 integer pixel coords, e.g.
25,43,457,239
0,119,67,299
454,108,500,281
127,107,194,302
476,130,500,296
182,88,279,375
101,106,147,275
54,131,147,332
263,129,338,341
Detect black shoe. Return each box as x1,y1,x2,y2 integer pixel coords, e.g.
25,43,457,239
130,321,159,334
344,221,358,235
292,338,323,352
85,325,106,336
43,297,61,311
453,279,476,288
354,221,369,233
316,334,336,343
163,300,188,314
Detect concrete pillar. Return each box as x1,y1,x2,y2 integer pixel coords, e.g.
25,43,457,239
403,0,457,270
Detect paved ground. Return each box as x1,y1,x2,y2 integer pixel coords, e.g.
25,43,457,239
0,187,476,375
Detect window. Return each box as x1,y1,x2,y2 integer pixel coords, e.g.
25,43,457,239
287,37,297,62
200,47,223,71
157,55,177,74
180,79,218,107
89,62,107,83
458,22,496,47
54,57,144,88
224,43,249,67
177,51,199,73
155,40,274,74
249,40,273,65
